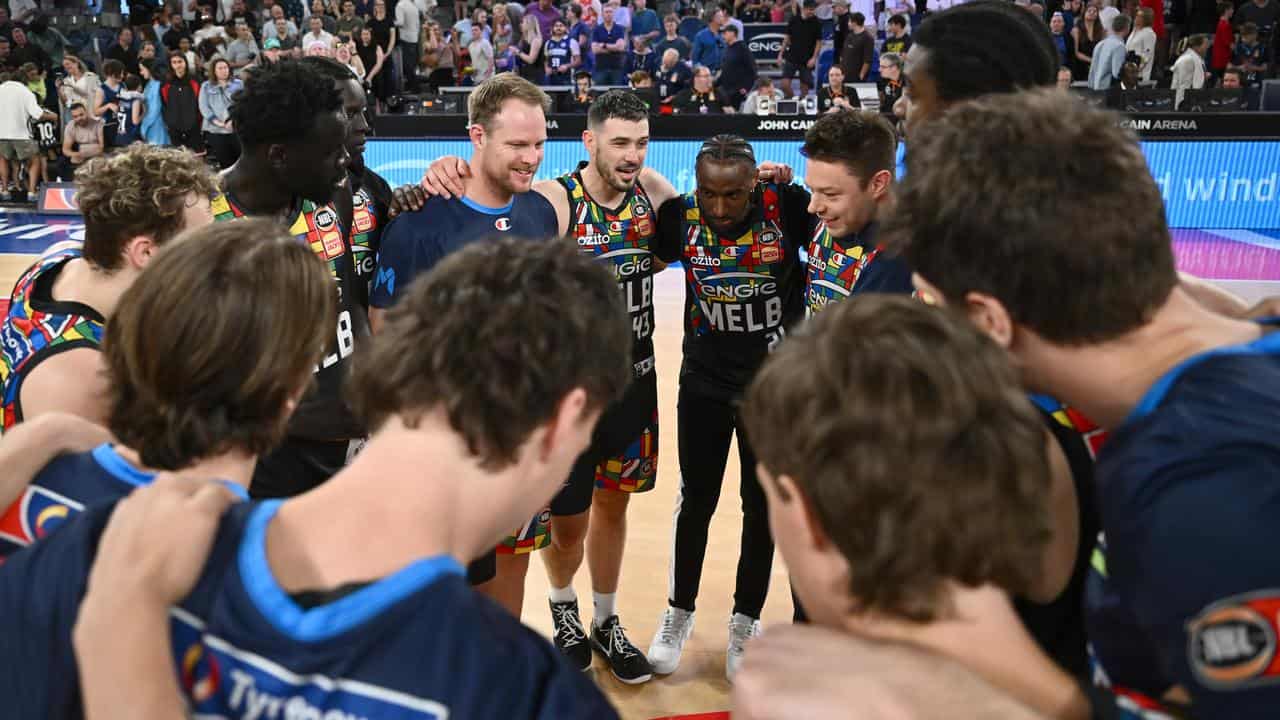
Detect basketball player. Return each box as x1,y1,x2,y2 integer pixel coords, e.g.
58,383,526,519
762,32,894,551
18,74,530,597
212,59,365,500
370,73,560,617
0,220,333,560
0,145,215,432
900,89,1280,717
647,135,811,680
739,294,1092,719
0,239,630,720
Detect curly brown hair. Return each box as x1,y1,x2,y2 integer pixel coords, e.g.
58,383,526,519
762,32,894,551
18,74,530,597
74,144,217,272
886,88,1176,344
105,219,335,470
743,295,1052,622
350,237,631,470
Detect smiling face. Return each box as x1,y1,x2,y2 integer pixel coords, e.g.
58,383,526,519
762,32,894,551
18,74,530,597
473,98,548,195
586,116,650,193
804,158,883,238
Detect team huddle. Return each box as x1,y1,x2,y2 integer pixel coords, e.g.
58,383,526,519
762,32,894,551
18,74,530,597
0,1,1278,718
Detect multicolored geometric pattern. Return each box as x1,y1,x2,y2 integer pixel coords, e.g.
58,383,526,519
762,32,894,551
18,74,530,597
679,184,788,338
0,248,105,433
804,222,884,315
210,191,346,282
1029,394,1110,460
559,171,659,355
350,186,381,287
595,410,659,493
496,506,552,555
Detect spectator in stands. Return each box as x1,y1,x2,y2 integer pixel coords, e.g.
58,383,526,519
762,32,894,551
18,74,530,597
0,6,13,39
420,22,455,89
226,21,260,71
492,4,516,49
656,46,692,104
877,51,903,116
544,19,580,85
395,0,421,90
161,53,203,152
369,0,398,87
717,24,756,106
139,59,170,145
526,0,560,40
304,15,338,51
227,0,257,29
106,27,141,75
114,73,144,147
337,1,365,36
58,102,103,181
163,13,194,52
1104,50,1142,106
631,0,661,45
673,63,732,112
629,35,659,75
737,0,767,22
1235,0,1277,36
779,0,822,96
138,41,158,70
0,69,56,202
311,0,339,32
455,7,491,46
1056,65,1073,87
494,35,518,73
272,17,302,55
8,0,37,25
569,5,597,75
840,11,873,81
25,16,67,69
1170,33,1208,106
282,0,308,24
817,63,859,111
692,6,726,71
883,13,911,54
200,57,241,167
563,69,596,110
356,27,392,107
7,27,49,76
0,38,11,75
337,37,366,78
95,59,126,147
1231,21,1268,83
656,13,693,60
1072,4,1102,80
591,4,628,85
1211,0,1233,76
469,25,495,83
1221,65,1244,86
1088,14,1130,89
21,62,47,106
58,56,99,124
1049,12,1076,73
742,75,783,113
263,4,299,41
1126,7,1156,80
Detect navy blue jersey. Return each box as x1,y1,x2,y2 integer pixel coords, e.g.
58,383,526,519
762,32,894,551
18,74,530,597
371,193,559,308
545,36,575,71
0,499,619,719
1086,329,1280,717
0,444,248,560
802,221,914,315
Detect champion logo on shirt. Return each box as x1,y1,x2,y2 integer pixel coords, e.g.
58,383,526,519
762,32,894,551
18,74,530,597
495,217,512,231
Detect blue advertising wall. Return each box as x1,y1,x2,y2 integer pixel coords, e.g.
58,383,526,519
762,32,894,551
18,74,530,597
365,139,1280,229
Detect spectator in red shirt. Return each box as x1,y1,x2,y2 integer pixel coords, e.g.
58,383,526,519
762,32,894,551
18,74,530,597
1211,1,1233,72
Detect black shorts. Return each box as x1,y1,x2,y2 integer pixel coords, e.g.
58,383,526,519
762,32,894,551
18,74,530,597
549,368,659,517
250,437,360,498
782,59,815,86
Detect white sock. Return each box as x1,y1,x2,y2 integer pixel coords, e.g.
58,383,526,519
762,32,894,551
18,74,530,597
549,585,576,604
593,592,617,624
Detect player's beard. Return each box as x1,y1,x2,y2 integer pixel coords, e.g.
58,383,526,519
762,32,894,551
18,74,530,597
600,156,640,194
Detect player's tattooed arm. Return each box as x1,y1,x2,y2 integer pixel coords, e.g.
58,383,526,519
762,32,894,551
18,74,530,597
419,155,472,199
0,413,113,508
74,475,237,720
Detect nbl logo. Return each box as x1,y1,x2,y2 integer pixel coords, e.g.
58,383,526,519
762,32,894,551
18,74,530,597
314,208,336,230
495,217,512,231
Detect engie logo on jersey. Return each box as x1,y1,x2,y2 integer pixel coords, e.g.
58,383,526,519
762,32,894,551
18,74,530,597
495,217,512,231
1187,591,1280,689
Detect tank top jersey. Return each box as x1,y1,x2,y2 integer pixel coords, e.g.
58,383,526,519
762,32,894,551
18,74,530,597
656,183,809,399
0,248,106,433
31,116,60,151
545,36,574,71
804,220,914,314
210,190,369,441
115,92,141,145
557,166,659,372
350,165,394,303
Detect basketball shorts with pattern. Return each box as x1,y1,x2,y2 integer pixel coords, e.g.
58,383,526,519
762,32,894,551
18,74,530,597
550,368,659,518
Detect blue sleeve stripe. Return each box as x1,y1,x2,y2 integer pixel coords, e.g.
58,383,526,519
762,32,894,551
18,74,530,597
1128,329,1280,424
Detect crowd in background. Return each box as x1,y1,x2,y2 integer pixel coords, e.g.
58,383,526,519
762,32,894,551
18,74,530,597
0,0,1274,202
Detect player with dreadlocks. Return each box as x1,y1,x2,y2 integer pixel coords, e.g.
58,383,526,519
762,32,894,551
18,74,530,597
646,133,813,681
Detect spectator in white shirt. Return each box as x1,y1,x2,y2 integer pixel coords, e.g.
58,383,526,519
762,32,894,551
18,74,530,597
0,73,57,201
1125,6,1156,81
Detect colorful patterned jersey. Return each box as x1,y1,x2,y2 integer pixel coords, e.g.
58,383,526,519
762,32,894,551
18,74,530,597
350,165,393,303
1031,394,1111,460
655,183,810,399
210,189,369,441
803,221,914,315
0,500,619,719
558,167,659,365
0,248,106,433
